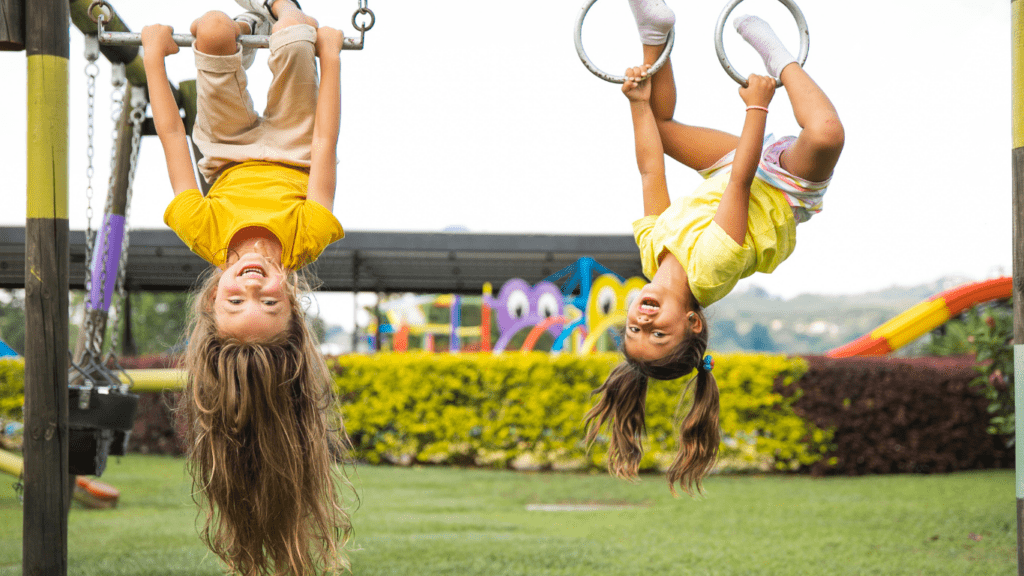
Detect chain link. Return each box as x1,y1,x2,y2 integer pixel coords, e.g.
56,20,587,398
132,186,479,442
87,69,127,358
105,87,146,372
353,0,374,33
82,37,101,357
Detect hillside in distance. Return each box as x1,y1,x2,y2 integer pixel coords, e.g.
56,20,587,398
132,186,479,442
706,276,988,355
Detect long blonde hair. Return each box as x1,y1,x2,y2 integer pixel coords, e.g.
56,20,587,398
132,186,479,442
181,267,351,576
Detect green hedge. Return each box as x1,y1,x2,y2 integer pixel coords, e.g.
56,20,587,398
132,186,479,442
332,352,826,473
0,358,24,420
0,353,829,472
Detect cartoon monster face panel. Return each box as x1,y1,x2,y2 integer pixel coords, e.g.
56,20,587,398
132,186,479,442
489,279,565,334
586,274,647,331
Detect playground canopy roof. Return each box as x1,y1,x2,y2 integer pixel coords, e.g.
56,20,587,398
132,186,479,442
0,226,643,294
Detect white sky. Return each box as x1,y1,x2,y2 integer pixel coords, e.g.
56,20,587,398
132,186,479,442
0,0,1013,330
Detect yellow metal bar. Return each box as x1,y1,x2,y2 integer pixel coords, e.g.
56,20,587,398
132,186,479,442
407,324,482,337
119,369,185,392
26,55,69,220
0,449,23,478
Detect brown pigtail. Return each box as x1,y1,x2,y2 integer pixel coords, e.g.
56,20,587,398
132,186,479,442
666,363,721,496
584,362,650,480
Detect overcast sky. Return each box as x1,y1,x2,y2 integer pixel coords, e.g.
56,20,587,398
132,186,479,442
0,0,1012,329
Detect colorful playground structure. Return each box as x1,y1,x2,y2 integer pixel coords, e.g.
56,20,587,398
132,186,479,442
826,277,1012,358
372,269,1013,358
372,257,646,354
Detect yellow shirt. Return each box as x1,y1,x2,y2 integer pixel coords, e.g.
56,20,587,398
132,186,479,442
632,171,796,307
163,161,344,269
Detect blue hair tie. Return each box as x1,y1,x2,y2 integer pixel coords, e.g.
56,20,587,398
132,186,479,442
702,355,714,372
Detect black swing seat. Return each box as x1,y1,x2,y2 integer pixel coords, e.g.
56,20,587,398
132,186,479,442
68,379,139,477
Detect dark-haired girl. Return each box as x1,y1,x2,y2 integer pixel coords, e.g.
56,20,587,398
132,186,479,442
586,2,844,495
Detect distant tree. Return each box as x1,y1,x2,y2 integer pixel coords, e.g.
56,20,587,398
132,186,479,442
120,291,190,356
0,290,25,355
710,319,740,351
307,313,326,344
927,301,1014,442
743,323,777,352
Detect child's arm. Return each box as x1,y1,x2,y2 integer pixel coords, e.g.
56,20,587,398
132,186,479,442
306,27,344,212
141,25,199,197
624,65,670,217
713,74,775,244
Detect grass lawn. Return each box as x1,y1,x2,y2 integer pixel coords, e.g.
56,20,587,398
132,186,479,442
0,455,1014,575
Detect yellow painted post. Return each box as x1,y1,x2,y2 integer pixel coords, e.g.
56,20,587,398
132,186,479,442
24,0,70,573
1011,1,1024,572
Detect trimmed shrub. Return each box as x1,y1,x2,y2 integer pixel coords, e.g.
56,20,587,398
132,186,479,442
332,352,821,472
0,358,24,420
127,391,185,455
784,356,1013,475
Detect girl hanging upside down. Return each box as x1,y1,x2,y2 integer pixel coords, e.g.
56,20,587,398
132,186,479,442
585,0,844,495
141,1,351,574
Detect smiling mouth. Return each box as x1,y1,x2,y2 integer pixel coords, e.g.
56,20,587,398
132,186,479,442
238,265,266,279
638,297,660,315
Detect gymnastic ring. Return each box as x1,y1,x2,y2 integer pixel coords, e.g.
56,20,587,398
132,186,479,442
574,0,675,84
714,0,809,87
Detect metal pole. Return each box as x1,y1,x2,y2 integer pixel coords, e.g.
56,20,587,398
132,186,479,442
1012,1,1024,573
24,0,70,573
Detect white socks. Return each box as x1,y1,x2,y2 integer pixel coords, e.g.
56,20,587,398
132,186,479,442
628,0,675,46
734,15,796,78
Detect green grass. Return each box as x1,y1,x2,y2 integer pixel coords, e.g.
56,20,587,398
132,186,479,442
0,456,1015,575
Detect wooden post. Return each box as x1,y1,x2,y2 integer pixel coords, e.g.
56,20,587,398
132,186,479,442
0,0,24,51
24,0,70,573
1012,1,1024,573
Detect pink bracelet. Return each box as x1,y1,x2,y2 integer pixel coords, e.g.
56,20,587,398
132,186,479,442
746,105,769,113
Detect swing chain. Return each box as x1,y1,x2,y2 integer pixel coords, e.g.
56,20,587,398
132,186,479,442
12,475,23,505
104,87,145,379
352,0,374,33
84,69,128,359
83,35,100,350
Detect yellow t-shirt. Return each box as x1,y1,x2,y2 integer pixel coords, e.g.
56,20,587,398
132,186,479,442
632,171,796,307
163,161,344,269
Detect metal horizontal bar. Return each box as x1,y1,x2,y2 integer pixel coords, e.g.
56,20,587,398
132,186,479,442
97,31,364,50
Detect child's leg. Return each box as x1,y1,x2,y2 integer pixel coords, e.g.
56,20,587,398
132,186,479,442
190,11,262,181
191,11,244,55
776,63,844,183
735,16,844,182
260,4,319,168
269,0,317,32
628,1,740,172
